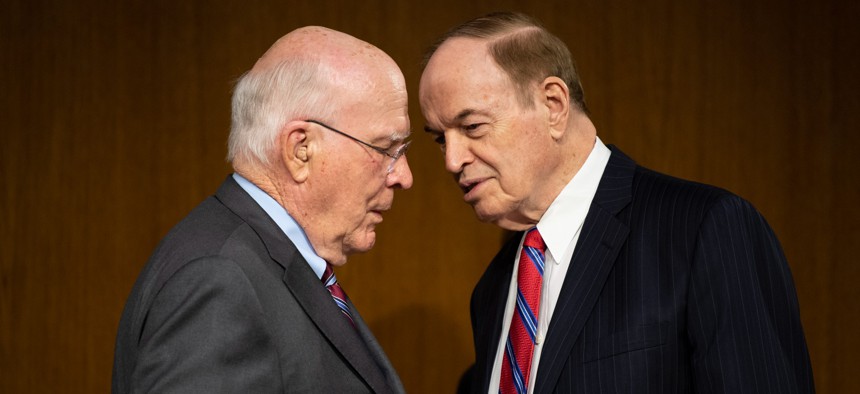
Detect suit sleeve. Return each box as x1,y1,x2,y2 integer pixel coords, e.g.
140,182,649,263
687,195,814,393
131,257,282,393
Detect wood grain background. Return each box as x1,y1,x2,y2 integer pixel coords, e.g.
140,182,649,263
2,0,857,392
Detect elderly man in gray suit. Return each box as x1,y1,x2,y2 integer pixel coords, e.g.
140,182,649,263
113,26,413,393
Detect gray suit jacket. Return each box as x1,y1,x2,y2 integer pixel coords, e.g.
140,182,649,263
113,176,405,393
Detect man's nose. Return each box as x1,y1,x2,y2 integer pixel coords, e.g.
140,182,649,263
444,133,473,174
387,155,413,189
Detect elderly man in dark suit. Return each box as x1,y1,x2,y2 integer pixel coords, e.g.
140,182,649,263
113,26,412,393
419,12,813,394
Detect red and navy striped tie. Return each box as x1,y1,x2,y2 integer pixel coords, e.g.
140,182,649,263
500,228,546,394
321,264,355,327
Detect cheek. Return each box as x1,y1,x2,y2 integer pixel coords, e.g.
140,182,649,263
345,175,386,212
494,158,533,197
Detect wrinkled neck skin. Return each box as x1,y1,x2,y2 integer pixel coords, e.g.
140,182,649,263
233,159,349,266
492,113,597,231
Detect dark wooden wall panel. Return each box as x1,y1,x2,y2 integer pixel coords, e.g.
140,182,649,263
2,0,857,392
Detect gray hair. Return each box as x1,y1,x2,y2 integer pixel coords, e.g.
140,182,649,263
228,58,336,166
422,12,588,113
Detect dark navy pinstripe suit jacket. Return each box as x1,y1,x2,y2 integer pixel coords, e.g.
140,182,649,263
469,146,814,393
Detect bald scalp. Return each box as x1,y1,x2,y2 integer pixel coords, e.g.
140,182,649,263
252,26,402,93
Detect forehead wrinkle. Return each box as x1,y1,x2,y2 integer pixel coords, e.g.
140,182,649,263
455,108,483,121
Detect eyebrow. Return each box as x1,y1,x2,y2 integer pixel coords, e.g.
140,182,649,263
374,130,411,146
423,108,484,133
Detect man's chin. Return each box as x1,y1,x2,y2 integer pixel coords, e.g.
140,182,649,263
473,206,528,231
473,206,501,224
345,231,377,255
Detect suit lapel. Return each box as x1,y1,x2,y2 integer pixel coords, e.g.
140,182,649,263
350,300,406,393
282,260,394,394
534,147,636,393
214,177,394,394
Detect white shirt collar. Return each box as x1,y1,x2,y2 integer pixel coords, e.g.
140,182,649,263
536,136,611,265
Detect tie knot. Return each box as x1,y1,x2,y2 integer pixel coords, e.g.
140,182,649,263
523,228,545,251
321,264,337,288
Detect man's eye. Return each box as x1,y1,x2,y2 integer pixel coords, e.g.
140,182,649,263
433,135,446,145
464,123,482,131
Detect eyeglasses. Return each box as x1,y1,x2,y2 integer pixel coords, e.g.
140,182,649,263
306,119,411,174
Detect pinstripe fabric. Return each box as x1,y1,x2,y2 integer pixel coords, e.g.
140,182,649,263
469,146,814,393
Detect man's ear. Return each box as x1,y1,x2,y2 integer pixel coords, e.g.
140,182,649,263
279,121,312,183
541,76,570,140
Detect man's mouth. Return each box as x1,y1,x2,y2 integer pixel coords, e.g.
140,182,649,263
459,178,488,199
370,204,392,216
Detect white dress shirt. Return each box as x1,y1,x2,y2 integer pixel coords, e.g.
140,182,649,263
488,137,611,394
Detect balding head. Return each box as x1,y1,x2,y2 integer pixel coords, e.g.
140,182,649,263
226,26,412,266
228,26,406,168
252,26,394,76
